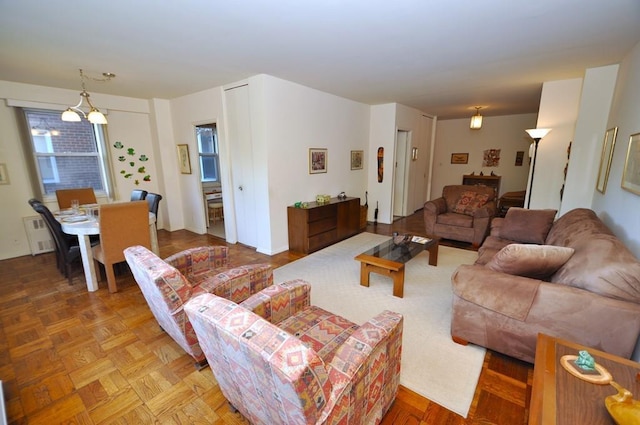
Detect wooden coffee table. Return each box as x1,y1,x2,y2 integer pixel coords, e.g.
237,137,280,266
354,235,439,298
530,333,640,425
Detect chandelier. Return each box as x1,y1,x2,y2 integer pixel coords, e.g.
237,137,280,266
470,106,483,130
61,69,115,124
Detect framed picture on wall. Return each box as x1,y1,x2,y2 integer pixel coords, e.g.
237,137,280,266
350,150,363,170
451,153,468,164
177,144,192,174
309,148,328,174
596,127,618,193
621,132,640,195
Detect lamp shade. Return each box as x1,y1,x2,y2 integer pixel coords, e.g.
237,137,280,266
470,114,483,129
61,109,81,122
525,128,551,140
87,109,108,124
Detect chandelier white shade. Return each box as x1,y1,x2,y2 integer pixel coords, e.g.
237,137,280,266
470,107,483,130
61,69,113,124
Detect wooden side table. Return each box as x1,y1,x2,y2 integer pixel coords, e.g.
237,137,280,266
530,333,640,425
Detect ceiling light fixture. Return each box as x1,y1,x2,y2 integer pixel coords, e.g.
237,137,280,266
61,69,115,124
470,107,483,130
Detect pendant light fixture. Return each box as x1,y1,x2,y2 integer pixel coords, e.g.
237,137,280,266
470,106,483,130
61,69,115,124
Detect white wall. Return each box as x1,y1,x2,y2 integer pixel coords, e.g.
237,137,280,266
254,75,370,254
593,40,640,256
368,104,397,224
530,79,582,211
431,113,538,201
559,66,618,215
169,88,226,235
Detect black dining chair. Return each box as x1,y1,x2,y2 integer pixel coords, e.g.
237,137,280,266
146,193,163,218
130,189,148,201
32,202,84,284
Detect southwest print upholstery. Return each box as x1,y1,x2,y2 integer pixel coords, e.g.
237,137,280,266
185,281,403,425
124,245,273,367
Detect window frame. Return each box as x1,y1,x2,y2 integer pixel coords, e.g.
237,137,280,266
196,124,220,183
22,108,115,201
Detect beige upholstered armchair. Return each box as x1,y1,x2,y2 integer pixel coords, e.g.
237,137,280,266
185,281,403,425
424,184,497,247
124,245,273,368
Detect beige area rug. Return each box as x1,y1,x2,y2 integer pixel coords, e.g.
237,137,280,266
273,232,485,418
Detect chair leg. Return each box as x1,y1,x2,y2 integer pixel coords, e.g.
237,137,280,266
452,336,469,346
105,263,118,293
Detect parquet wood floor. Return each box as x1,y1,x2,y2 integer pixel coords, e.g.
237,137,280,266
0,211,532,424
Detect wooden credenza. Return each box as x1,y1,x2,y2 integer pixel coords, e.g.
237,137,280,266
462,174,501,196
287,197,360,254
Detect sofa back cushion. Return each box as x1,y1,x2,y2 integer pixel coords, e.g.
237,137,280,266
486,244,575,280
546,208,640,303
498,207,557,244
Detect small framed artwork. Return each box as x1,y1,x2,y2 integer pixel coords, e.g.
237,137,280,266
177,144,192,174
350,150,363,170
621,132,640,195
596,127,618,193
0,163,9,185
515,151,524,166
451,153,468,164
309,148,328,174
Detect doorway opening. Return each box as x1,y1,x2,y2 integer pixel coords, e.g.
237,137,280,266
393,130,411,220
196,123,225,239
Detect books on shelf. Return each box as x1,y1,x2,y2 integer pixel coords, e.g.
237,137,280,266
411,236,431,244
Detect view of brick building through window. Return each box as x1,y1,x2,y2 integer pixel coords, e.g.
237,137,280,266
25,110,106,195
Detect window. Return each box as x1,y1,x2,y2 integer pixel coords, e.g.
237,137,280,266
24,109,113,198
197,124,220,182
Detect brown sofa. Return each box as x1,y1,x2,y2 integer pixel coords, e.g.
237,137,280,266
424,184,497,247
451,207,640,363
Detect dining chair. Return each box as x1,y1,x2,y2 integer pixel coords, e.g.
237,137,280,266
92,201,151,292
32,202,83,284
146,192,162,218
55,188,97,209
130,189,148,201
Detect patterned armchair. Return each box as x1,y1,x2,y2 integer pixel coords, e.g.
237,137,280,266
185,280,403,425
124,245,273,368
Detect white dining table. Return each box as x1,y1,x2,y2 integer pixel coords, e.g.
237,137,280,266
60,212,158,292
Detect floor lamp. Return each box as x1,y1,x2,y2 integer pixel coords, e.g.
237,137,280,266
525,128,552,208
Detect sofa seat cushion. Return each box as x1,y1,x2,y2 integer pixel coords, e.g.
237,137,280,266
279,306,358,364
452,191,490,216
437,211,474,228
499,208,557,244
486,244,575,280
476,235,513,265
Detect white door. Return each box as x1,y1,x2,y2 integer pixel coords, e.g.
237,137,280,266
393,130,410,217
225,85,257,247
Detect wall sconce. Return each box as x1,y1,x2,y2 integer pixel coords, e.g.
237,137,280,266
470,107,483,130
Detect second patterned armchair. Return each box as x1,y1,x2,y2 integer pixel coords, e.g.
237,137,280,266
124,245,273,368
185,280,403,425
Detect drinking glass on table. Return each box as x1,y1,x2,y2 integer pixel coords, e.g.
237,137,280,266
71,199,80,214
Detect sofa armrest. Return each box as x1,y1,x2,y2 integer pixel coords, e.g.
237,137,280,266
489,217,504,237
424,198,446,234
324,311,403,419
164,246,229,277
472,200,496,219
452,264,542,321
241,279,311,324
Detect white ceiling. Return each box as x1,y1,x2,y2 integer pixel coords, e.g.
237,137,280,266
1,0,639,119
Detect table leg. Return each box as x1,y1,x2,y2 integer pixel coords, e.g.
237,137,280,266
77,234,99,292
427,243,439,266
150,222,159,255
392,266,405,298
360,263,370,287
